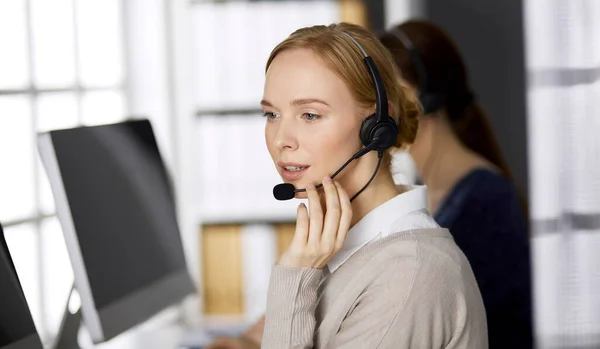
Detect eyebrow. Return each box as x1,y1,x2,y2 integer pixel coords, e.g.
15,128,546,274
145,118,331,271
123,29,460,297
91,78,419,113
260,98,331,108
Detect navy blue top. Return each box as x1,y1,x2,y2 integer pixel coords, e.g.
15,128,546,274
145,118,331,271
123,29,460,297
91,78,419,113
434,168,533,349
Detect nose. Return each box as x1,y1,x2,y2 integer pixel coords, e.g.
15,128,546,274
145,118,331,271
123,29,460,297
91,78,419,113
272,117,298,151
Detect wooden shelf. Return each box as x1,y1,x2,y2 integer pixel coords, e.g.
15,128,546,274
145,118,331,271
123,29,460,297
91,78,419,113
199,222,296,316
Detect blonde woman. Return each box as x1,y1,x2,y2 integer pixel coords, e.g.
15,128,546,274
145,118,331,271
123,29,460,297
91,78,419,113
208,22,487,349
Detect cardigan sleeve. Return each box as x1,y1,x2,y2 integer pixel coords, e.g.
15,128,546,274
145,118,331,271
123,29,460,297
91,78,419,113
261,265,323,349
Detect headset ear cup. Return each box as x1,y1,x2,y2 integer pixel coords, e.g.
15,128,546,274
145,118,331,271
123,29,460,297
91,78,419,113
360,114,399,150
360,114,378,147
372,118,398,150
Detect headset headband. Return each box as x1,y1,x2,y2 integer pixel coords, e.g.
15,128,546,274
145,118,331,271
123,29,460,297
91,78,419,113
389,27,430,97
338,30,389,125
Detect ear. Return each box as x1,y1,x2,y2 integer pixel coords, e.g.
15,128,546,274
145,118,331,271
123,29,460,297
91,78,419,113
365,102,393,117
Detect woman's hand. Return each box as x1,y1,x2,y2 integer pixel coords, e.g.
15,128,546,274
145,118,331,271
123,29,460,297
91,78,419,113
277,176,353,269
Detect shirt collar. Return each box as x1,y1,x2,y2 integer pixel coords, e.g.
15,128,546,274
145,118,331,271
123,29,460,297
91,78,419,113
326,185,429,273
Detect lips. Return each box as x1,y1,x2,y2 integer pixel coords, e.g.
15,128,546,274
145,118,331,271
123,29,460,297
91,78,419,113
278,161,310,181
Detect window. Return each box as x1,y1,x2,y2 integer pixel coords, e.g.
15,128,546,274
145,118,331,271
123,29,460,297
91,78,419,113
0,0,126,344
525,0,600,345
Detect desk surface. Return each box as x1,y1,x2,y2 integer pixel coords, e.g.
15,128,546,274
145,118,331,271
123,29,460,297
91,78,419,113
93,324,188,349
75,307,253,349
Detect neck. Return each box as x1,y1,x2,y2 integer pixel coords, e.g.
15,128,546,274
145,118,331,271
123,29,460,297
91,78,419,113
419,135,465,192
318,153,402,228
413,115,492,214
347,161,401,228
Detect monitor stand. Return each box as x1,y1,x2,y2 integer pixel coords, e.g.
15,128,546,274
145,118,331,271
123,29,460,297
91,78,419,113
52,285,83,349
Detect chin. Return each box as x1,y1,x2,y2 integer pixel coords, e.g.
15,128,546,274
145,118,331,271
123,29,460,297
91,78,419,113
291,178,318,190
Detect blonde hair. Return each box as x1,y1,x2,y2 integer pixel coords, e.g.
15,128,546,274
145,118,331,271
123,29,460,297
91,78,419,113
265,22,421,164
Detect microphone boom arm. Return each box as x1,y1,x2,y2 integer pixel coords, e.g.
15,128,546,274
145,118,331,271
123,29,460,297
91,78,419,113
293,139,380,193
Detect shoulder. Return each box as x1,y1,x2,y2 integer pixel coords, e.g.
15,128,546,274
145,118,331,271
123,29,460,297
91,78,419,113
463,168,520,203
437,168,527,233
448,168,518,207
367,229,480,293
338,229,481,297
364,230,488,345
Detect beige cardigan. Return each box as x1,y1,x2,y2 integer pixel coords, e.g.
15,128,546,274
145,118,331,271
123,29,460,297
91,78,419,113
261,228,488,348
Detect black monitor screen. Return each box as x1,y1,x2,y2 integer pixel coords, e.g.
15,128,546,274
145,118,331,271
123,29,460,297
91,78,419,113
0,225,40,347
49,119,188,309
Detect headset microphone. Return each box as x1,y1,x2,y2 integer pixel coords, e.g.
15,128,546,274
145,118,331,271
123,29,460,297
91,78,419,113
272,29,399,202
272,139,381,201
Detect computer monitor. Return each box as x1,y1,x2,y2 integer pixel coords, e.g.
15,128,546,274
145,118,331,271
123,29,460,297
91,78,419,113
37,119,195,346
0,223,44,349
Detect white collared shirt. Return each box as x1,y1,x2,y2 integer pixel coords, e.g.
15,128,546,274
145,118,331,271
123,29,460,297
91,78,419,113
327,185,440,273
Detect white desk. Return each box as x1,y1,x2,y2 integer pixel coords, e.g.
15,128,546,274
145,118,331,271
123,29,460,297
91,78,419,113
92,324,188,349
73,306,253,349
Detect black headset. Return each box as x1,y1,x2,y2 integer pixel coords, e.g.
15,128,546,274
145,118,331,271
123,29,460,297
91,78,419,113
389,27,444,115
339,31,399,153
